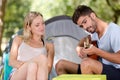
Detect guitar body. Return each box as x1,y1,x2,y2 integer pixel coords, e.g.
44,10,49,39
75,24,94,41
87,40,99,60
79,35,99,60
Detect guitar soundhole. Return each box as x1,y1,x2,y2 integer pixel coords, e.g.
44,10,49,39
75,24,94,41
91,40,98,48
88,40,99,60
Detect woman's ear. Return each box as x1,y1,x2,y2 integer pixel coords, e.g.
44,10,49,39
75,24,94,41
27,25,31,31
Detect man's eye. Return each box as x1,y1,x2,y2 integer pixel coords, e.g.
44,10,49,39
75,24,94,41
83,20,87,24
80,25,83,28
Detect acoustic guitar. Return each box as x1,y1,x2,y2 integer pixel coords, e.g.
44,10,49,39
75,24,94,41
79,35,99,60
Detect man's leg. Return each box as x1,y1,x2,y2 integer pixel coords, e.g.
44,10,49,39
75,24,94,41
55,59,80,75
102,64,120,80
55,58,103,75
81,58,103,74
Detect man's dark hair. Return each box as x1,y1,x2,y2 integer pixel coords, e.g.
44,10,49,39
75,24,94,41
72,5,95,24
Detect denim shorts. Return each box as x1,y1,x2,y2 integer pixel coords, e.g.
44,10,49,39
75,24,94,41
8,68,16,80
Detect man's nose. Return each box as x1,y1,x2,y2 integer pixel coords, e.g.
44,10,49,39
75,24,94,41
83,25,87,30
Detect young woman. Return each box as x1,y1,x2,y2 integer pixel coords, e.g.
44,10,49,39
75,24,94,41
9,11,54,80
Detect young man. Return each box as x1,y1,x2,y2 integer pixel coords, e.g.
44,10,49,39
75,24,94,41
55,5,120,80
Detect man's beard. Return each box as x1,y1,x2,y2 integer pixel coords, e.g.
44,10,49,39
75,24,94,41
91,19,97,33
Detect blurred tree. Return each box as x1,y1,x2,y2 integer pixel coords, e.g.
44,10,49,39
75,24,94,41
31,0,84,20
88,0,115,24
89,0,120,24
31,0,119,24
46,0,83,18
4,0,31,39
106,0,120,23
48,0,120,24
0,0,7,56
0,0,31,56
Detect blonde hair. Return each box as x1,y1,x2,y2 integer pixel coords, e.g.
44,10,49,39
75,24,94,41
23,11,44,42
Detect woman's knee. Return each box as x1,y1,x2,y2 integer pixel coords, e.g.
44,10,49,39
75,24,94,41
32,54,48,64
27,62,38,73
35,55,48,68
39,54,47,59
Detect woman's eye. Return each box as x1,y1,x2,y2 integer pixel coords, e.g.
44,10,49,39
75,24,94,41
36,25,39,27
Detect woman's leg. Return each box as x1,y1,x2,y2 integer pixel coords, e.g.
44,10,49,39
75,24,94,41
10,54,48,80
10,62,29,80
31,54,48,80
36,55,48,80
26,62,37,80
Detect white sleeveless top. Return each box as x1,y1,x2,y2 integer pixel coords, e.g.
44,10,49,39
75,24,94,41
17,42,47,61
